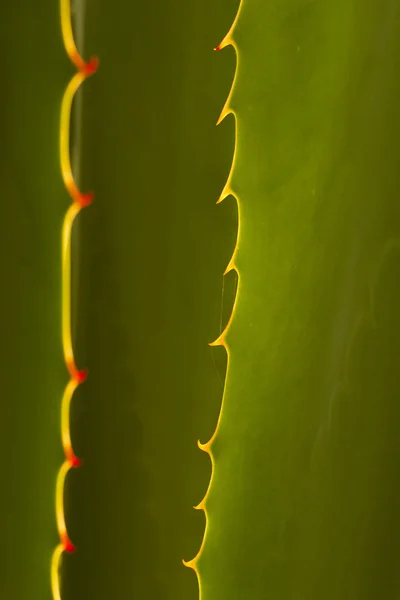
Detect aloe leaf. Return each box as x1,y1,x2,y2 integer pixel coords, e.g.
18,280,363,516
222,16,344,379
191,1,400,599
0,4,71,598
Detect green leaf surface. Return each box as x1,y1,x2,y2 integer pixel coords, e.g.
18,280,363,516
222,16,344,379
198,1,400,599
0,3,70,598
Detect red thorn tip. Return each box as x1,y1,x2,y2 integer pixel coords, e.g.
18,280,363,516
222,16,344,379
214,45,221,51
64,539,76,553
76,368,88,384
78,192,94,208
70,455,82,468
83,56,99,76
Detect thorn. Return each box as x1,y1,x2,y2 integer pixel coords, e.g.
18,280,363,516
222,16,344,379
67,361,88,383
224,257,236,275
215,33,234,52
83,55,99,76
209,334,224,347
77,191,94,208
63,538,76,554
216,186,231,204
75,368,88,384
217,106,231,126
194,499,205,511
198,438,211,453
70,454,82,468
182,558,195,569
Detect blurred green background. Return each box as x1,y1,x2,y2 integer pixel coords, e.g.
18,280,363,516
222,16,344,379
64,1,238,600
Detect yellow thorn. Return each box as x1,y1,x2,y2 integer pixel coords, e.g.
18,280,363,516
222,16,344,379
214,0,242,52
197,438,212,453
209,333,225,347
182,551,201,570
216,183,232,204
182,558,194,569
194,498,206,511
224,256,236,275
214,33,234,52
216,102,233,126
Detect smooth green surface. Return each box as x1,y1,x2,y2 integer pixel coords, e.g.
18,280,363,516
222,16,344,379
64,1,238,599
0,3,70,598
198,1,400,599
